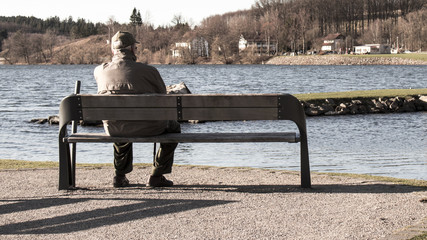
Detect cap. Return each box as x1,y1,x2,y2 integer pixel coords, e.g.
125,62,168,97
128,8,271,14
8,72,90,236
111,31,140,49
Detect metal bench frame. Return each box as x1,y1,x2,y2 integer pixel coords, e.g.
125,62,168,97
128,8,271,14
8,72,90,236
59,91,311,190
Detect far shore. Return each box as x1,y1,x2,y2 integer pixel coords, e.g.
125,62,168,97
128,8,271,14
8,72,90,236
265,53,427,65
2,53,427,66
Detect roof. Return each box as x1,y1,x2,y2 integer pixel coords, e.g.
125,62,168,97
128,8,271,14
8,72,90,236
323,33,345,40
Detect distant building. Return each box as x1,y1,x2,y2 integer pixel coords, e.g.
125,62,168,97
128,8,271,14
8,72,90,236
321,33,345,53
354,44,391,54
171,37,209,58
239,35,277,55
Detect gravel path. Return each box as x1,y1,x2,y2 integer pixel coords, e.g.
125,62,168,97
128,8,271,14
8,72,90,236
0,166,426,240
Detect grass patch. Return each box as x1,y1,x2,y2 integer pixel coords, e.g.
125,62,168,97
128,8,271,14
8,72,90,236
317,171,427,188
410,233,427,240
0,159,59,169
294,88,427,101
0,159,153,170
0,159,110,169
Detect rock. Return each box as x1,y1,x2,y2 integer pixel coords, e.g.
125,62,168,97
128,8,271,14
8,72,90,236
335,103,350,114
399,98,417,112
324,111,340,116
414,96,427,110
167,82,192,94
31,118,48,124
372,99,388,113
48,115,60,125
79,120,103,126
351,100,362,105
325,98,335,105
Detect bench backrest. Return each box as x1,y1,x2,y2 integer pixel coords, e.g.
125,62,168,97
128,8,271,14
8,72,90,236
60,93,306,126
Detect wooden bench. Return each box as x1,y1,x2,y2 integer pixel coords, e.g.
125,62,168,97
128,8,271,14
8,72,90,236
59,91,311,190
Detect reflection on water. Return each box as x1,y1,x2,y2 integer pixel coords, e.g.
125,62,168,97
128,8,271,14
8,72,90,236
0,65,426,180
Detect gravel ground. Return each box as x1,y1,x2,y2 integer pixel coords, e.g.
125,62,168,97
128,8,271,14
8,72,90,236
0,166,426,240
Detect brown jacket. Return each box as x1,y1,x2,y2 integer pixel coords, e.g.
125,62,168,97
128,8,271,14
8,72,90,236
94,50,167,136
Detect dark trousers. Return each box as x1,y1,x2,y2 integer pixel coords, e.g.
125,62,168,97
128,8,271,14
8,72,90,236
114,121,181,176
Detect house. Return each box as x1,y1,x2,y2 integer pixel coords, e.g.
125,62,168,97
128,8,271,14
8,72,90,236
171,42,190,57
321,33,345,53
171,37,209,58
354,44,391,54
239,35,277,55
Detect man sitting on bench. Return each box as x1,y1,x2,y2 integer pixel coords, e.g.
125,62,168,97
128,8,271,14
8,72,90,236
94,31,180,188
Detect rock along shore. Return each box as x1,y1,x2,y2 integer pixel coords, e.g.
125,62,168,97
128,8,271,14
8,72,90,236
266,55,427,65
302,95,427,117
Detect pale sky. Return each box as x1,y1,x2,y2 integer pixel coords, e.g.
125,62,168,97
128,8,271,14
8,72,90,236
0,0,257,27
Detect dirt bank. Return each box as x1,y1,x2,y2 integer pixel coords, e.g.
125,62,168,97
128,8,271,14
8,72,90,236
266,55,427,65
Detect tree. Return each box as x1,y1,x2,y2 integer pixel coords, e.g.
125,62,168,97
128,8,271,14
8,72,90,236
0,29,8,51
3,30,33,64
130,8,142,26
106,16,117,41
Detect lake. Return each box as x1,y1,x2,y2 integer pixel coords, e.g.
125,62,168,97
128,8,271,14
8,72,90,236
0,64,426,180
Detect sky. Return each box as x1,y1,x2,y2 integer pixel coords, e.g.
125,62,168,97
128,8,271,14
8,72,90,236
0,0,257,27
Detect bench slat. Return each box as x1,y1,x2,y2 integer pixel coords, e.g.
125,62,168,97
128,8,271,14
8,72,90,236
182,108,277,120
81,95,176,108
65,132,300,143
82,108,177,121
82,107,278,121
181,95,278,107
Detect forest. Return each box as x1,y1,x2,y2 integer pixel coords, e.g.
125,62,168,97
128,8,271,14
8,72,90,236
0,0,426,64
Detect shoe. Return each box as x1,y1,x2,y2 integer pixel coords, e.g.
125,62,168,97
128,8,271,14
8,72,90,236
113,175,130,188
147,175,173,187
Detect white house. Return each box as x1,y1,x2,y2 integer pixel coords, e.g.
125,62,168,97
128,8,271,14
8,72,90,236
239,35,277,55
321,33,345,53
354,44,391,54
171,42,189,57
171,38,209,58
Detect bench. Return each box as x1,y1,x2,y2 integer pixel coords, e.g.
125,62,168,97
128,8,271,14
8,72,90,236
58,89,311,190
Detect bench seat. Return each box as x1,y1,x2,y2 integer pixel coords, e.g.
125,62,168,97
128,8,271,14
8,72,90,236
64,132,301,143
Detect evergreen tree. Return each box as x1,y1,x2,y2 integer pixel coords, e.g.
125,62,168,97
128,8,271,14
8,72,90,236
130,7,142,26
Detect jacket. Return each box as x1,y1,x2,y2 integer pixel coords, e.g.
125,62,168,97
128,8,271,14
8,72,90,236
94,49,168,137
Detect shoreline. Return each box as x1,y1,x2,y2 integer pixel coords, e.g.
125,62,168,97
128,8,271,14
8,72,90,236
2,54,427,66
266,55,427,66
1,159,426,187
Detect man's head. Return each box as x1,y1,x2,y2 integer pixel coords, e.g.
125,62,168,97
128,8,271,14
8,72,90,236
111,31,139,51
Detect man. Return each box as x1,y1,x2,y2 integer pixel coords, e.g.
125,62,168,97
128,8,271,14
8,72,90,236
94,31,180,188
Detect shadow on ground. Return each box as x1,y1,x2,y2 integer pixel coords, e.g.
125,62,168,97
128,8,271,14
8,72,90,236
0,197,234,234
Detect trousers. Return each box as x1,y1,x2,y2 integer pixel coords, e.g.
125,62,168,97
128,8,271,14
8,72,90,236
113,120,181,176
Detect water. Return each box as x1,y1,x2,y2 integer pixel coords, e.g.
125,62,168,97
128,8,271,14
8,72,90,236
0,64,426,180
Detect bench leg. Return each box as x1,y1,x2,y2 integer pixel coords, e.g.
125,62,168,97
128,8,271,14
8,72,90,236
59,142,72,190
300,134,311,188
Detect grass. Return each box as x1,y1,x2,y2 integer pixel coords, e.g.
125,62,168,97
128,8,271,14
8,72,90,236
317,172,427,188
0,159,151,169
294,88,427,101
410,233,427,240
